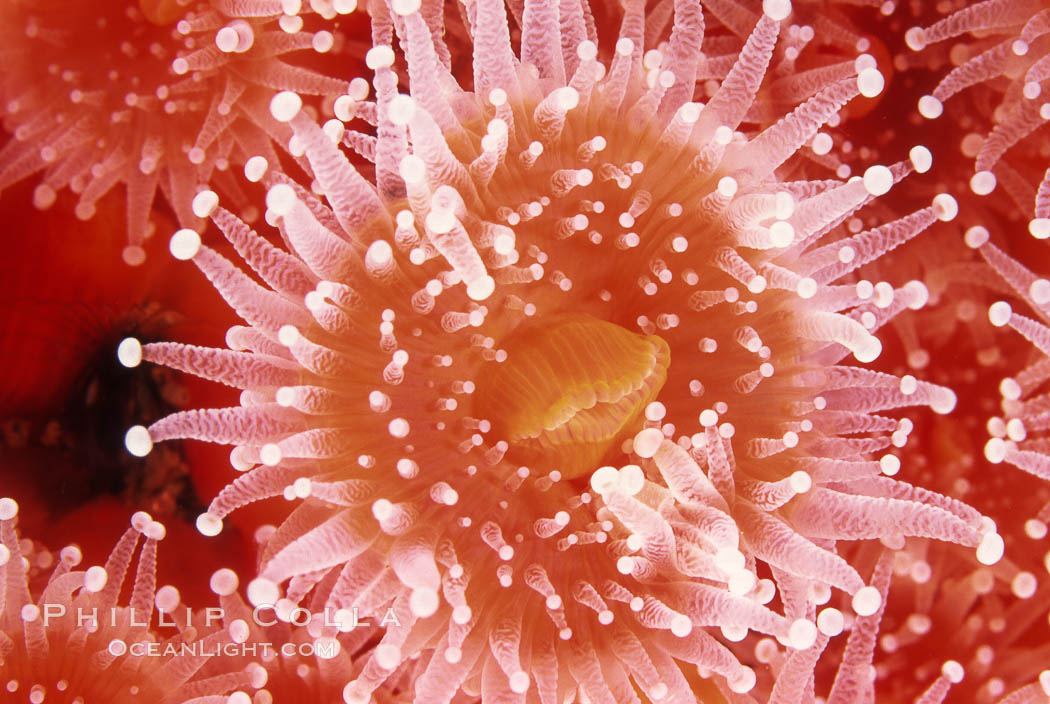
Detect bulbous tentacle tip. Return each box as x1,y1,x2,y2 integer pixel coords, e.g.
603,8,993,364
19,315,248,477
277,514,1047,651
124,425,154,457
851,585,882,616
0,497,18,521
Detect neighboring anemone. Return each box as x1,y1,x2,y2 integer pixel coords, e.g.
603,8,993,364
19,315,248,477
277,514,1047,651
200,563,419,703
868,532,1050,703
963,226,1050,521
888,221,1050,704
883,231,1018,377
0,0,353,264
0,497,255,702
825,221,1050,702
777,0,882,56
822,228,1050,701
902,0,1050,238
124,0,1005,699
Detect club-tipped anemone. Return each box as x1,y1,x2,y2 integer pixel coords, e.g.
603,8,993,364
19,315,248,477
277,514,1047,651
0,0,352,264
964,226,1050,519
202,565,418,703
129,0,1000,699
0,499,256,702
903,0,1050,229
859,529,1050,702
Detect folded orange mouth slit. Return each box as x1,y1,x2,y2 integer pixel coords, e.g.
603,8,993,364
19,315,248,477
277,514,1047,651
475,314,670,479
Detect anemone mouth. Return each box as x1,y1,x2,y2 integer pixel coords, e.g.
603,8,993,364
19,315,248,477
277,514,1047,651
474,313,669,479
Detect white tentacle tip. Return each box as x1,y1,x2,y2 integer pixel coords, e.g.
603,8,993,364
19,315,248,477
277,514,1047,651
964,226,989,249
144,521,166,541
851,586,881,616
84,565,108,592
269,91,302,122
125,425,153,457
879,454,901,476
244,155,269,182
260,443,283,466
862,165,893,196
909,145,932,173
1030,279,1050,304
762,0,791,21
728,667,756,693
196,512,224,537
0,497,18,521
930,388,957,415
466,275,495,301
670,614,693,637
388,94,416,126
391,0,420,15
246,576,279,607
169,229,201,260
942,660,964,684
788,470,811,493
117,337,143,367
1029,218,1050,240
191,190,219,218
365,45,395,70
278,325,300,346
904,27,927,51
589,466,619,494
131,511,152,531
917,94,942,118
988,301,1012,327
976,532,1004,565
409,587,439,618
632,427,665,458
265,183,297,216
122,245,147,266
210,568,240,596
932,193,958,221
509,671,530,694
853,336,882,364
788,619,818,650
817,607,844,636
857,68,885,98
969,170,996,196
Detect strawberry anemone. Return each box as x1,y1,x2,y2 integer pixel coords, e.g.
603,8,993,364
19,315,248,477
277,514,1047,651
199,563,418,703
903,0,1050,239
827,230,1050,702
0,498,253,703
125,0,1004,700
872,534,1050,703
966,227,1050,524
0,496,403,703
0,0,353,264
